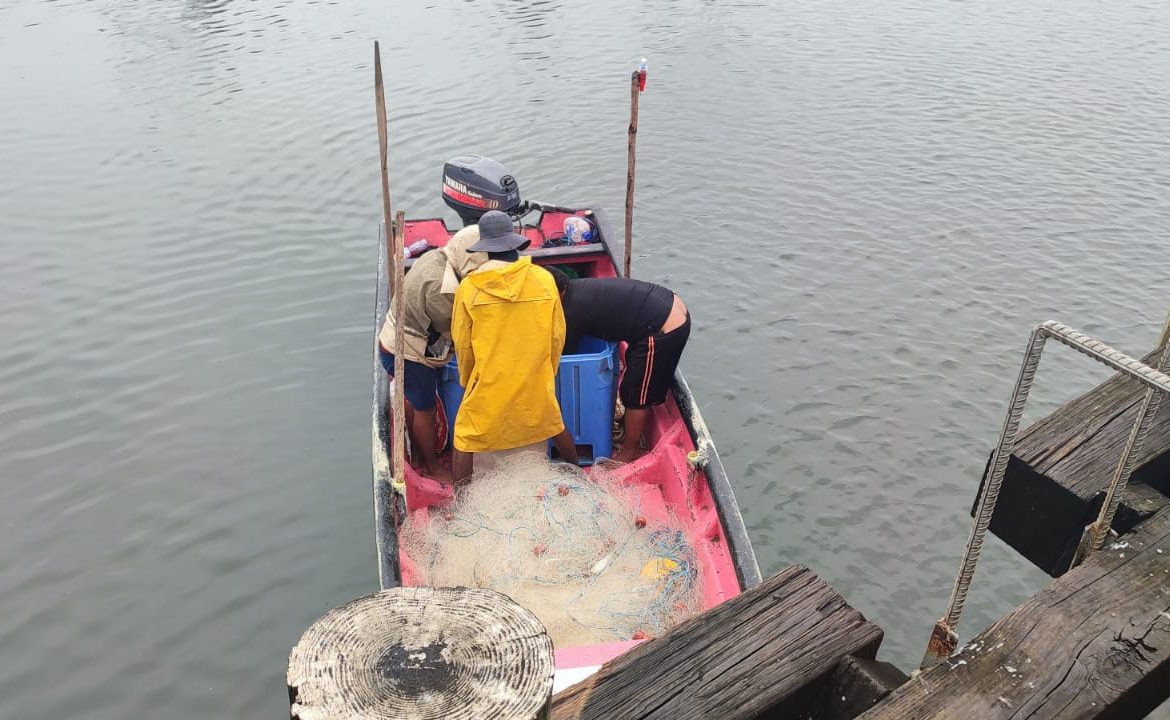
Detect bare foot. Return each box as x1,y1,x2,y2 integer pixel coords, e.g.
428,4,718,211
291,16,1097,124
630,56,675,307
593,457,624,471
613,445,643,464
423,463,455,485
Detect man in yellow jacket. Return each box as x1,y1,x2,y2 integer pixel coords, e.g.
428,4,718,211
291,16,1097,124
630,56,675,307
451,211,579,481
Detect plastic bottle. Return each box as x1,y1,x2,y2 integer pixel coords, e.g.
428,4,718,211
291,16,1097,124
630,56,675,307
563,216,593,244
638,58,648,91
404,239,430,258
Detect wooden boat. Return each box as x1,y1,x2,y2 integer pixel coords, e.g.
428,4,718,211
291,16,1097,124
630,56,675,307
371,194,760,690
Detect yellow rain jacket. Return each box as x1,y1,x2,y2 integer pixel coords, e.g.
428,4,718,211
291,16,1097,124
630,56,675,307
451,257,566,452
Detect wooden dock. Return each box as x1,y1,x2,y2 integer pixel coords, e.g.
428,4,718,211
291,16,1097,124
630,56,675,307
979,343,1170,576
550,565,903,720
860,504,1170,719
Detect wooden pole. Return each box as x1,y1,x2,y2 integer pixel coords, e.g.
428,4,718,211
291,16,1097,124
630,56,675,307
623,61,644,278
289,587,555,719
375,41,407,498
375,42,394,300
393,209,407,365
394,211,407,448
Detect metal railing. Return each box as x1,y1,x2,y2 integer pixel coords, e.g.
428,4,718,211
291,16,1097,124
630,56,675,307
922,320,1170,668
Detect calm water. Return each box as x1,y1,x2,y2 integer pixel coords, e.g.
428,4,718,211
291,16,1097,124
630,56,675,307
3,0,1170,716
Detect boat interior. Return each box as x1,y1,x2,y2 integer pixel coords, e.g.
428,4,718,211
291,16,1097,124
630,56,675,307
387,208,744,669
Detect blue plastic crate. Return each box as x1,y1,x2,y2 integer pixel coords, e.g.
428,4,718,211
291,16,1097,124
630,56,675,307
439,336,617,464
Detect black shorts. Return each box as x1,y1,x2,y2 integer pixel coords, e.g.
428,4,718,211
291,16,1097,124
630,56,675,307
620,313,691,409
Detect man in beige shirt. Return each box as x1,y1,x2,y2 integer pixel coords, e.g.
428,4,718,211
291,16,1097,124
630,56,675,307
378,226,486,482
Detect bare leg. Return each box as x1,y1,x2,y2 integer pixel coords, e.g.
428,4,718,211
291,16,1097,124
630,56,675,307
411,407,452,484
404,403,419,468
551,428,579,466
453,449,474,485
388,401,420,468
615,407,650,462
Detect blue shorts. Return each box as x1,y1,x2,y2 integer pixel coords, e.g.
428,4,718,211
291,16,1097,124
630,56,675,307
379,345,439,411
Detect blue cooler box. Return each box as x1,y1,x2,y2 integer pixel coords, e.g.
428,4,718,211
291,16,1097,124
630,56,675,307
439,336,617,464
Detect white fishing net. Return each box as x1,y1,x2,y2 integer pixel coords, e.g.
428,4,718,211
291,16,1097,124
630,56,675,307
399,449,703,647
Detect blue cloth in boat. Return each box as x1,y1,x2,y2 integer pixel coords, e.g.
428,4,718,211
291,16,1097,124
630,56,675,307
379,344,439,411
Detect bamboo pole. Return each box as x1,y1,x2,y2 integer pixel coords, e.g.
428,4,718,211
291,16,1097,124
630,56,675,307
375,43,394,299
375,41,407,498
394,211,406,342
392,209,407,493
623,60,646,278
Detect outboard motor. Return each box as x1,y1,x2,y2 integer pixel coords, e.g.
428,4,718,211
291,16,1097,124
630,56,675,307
441,155,522,226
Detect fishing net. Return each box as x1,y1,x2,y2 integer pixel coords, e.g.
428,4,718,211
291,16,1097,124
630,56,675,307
399,449,703,647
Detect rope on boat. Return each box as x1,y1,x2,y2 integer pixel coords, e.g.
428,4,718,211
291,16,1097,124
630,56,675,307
923,320,1170,668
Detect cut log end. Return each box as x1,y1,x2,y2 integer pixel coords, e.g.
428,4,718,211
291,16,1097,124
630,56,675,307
288,587,554,720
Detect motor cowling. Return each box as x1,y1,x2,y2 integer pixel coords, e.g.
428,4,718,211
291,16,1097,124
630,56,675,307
441,155,522,226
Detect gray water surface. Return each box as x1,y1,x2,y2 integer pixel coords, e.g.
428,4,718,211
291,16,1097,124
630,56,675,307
3,0,1170,717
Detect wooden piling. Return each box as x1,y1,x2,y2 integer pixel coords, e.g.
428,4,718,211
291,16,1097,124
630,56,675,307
623,66,641,278
374,41,408,503
980,343,1170,576
288,587,554,720
550,565,884,720
859,505,1170,720
374,41,396,304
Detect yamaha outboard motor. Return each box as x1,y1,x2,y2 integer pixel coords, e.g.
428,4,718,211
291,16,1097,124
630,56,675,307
441,155,522,226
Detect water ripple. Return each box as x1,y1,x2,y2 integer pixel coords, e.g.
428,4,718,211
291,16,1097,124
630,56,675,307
4,0,1170,717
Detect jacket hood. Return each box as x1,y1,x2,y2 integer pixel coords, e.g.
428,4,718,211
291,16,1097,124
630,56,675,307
439,226,489,295
466,256,536,301
443,227,489,280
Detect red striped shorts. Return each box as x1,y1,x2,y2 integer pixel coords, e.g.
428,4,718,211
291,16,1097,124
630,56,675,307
619,313,691,409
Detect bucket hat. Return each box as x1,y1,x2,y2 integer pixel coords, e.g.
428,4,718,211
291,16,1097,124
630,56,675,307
467,210,530,253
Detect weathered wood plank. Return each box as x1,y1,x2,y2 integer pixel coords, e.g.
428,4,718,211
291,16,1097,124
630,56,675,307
806,656,909,720
859,506,1170,720
981,345,1170,575
550,565,884,720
